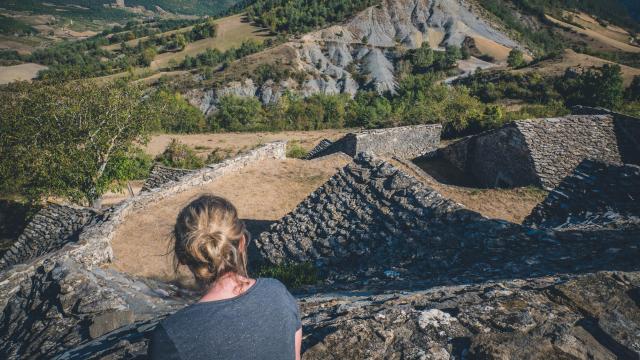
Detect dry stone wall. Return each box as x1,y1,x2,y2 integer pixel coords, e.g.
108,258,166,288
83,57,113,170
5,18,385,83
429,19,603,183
571,106,640,165
525,160,640,230
438,124,539,187
254,153,640,290
303,139,334,160
2,141,640,359
307,125,442,160
141,165,197,192
0,205,95,272
439,114,638,189
0,142,286,326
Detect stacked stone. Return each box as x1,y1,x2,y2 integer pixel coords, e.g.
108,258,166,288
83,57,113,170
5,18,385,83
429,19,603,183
438,124,539,188
303,139,334,160
141,165,197,192
255,153,640,290
515,115,623,189
0,205,95,271
525,160,640,230
439,114,637,189
305,124,442,160
2,143,640,359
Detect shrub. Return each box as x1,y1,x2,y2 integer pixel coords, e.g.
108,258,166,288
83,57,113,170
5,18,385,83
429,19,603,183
626,76,640,101
507,49,526,68
256,262,319,289
207,147,233,164
286,142,308,159
152,90,206,133
155,139,205,169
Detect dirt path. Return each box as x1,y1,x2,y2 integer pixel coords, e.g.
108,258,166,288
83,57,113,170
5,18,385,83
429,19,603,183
109,155,350,287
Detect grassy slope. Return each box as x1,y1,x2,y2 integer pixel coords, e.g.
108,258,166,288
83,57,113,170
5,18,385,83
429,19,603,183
150,14,272,70
514,49,640,86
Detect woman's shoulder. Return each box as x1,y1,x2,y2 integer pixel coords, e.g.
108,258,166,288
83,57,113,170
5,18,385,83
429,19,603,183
256,277,290,295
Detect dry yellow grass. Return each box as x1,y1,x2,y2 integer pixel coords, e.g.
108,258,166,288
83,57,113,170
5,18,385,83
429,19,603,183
102,26,195,52
145,129,353,158
546,14,640,54
514,49,640,86
109,156,351,286
563,11,632,44
150,14,272,70
0,63,47,84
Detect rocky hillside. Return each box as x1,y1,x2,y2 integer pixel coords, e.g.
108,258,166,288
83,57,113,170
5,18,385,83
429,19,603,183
187,0,523,114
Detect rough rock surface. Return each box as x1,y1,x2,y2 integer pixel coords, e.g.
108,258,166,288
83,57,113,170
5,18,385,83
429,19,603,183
525,160,640,231
141,165,197,192
0,205,95,271
0,143,287,360
307,124,442,160
439,113,640,189
0,258,191,359
301,271,640,359
340,0,520,49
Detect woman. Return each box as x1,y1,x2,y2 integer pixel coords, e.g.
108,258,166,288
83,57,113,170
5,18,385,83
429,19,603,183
149,195,302,360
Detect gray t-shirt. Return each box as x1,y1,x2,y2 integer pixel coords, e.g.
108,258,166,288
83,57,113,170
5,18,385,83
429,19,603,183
149,278,301,360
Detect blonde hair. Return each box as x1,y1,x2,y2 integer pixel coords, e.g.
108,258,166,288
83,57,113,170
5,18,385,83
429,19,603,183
173,195,249,288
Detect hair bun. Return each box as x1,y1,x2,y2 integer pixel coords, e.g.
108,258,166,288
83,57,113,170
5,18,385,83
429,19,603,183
173,195,248,287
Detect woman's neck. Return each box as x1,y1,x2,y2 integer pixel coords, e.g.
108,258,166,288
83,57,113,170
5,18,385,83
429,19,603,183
199,273,256,303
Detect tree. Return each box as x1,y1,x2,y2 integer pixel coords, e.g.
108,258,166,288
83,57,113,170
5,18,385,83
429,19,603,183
507,49,526,68
140,46,157,67
558,64,624,109
626,75,640,101
410,43,435,72
211,96,266,131
0,80,159,207
443,45,462,68
173,34,188,51
152,90,206,133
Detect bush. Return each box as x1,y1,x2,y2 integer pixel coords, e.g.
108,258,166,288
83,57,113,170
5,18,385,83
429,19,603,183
556,64,624,109
210,96,266,131
256,262,319,289
286,142,308,159
507,49,526,68
152,90,206,133
155,139,205,169
626,76,640,101
206,147,233,164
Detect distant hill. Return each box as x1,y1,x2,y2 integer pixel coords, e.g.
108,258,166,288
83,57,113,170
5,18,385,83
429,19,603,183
0,0,243,16
125,0,243,15
620,0,640,22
